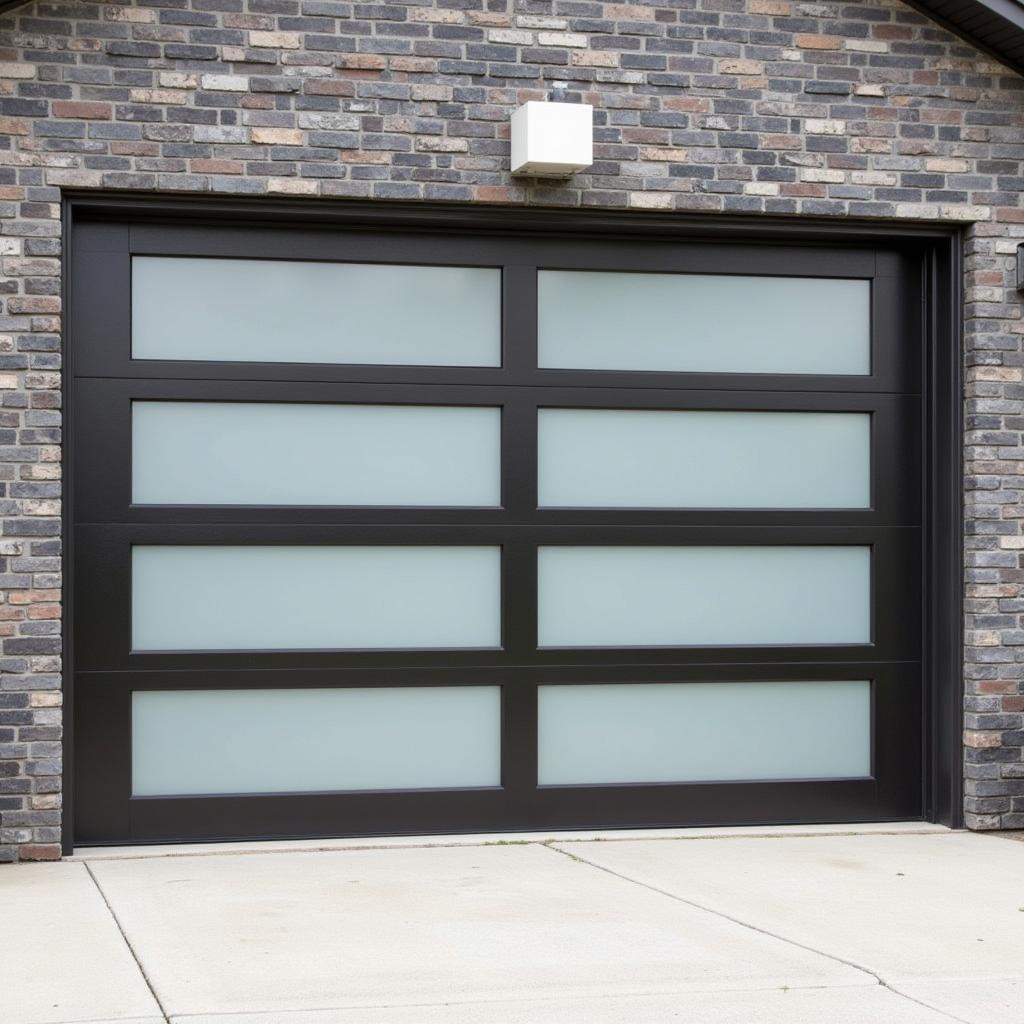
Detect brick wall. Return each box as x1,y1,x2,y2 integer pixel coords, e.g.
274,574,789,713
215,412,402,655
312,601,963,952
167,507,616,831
1,0,1023,860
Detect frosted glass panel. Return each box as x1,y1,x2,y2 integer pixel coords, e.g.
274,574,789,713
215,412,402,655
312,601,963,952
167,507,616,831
538,546,870,647
538,271,869,375
132,402,501,507
132,686,501,796
538,409,870,509
132,546,501,651
133,257,501,366
538,681,870,784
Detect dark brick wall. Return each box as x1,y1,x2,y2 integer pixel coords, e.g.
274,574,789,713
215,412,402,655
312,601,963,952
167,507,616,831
1,0,1023,859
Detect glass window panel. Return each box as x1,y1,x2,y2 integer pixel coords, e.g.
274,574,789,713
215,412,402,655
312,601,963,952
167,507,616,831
537,680,870,785
132,256,501,367
132,686,501,796
538,270,870,375
132,402,501,507
537,546,870,648
132,546,502,651
538,409,870,509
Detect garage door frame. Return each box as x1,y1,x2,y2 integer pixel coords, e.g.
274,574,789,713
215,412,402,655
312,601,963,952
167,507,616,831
61,193,964,852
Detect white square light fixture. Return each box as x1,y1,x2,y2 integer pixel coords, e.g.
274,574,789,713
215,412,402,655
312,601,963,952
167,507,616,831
510,101,593,178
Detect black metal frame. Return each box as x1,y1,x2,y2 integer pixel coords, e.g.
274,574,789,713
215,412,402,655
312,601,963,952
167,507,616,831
62,194,963,849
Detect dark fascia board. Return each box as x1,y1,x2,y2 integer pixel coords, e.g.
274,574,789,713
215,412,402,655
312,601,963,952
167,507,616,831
2,0,1024,73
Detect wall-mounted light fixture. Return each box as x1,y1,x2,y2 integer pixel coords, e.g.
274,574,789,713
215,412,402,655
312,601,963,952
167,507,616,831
1017,244,1024,292
510,99,593,178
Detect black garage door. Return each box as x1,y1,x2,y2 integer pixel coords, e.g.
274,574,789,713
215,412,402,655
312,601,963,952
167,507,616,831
71,209,926,845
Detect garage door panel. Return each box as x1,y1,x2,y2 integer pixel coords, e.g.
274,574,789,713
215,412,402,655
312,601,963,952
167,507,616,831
74,525,918,672
72,225,914,394
73,664,921,844
73,378,921,527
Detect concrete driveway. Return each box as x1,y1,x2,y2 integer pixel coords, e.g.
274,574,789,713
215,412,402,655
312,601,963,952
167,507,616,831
3,824,1022,1024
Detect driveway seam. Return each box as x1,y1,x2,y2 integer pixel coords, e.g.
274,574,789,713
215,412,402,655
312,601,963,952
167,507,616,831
83,862,171,1024
13,1017,164,1024
542,841,974,1024
154,983,878,1020
151,984,922,1021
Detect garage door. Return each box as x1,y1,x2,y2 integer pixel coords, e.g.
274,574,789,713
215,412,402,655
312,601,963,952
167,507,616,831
71,214,924,845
